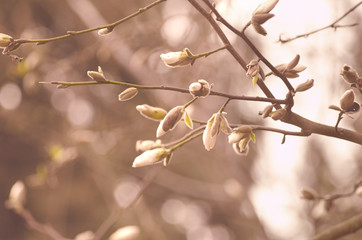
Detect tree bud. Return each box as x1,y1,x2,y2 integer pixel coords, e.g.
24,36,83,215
132,148,170,167
136,104,167,121
252,23,267,36
228,126,252,144
97,27,113,36
251,13,274,25
260,104,274,118
220,113,232,134
118,87,138,101
300,188,317,200
246,59,259,77
0,33,13,48
340,64,359,84
108,225,140,240
189,79,211,98
136,139,162,153
87,66,107,82
160,48,194,68
6,181,26,212
295,79,314,92
271,108,286,120
156,106,184,137
253,0,279,15
203,113,220,151
339,89,355,112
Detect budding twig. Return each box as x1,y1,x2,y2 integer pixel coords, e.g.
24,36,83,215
279,1,362,43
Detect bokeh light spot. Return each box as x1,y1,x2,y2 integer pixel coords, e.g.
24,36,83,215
0,83,22,110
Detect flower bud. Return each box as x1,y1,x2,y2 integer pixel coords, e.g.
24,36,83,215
260,104,274,118
0,33,13,48
253,0,279,15
74,231,94,240
232,142,249,156
189,79,211,98
118,87,138,101
108,225,140,240
98,27,113,36
271,108,286,120
136,104,167,121
340,64,359,84
6,181,26,212
87,66,107,82
228,126,252,144
339,89,355,112
246,59,259,77
160,48,194,68
203,113,220,151
251,13,274,25
252,23,267,36
300,188,317,200
295,79,314,92
132,148,170,167
136,139,162,153
156,106,184,137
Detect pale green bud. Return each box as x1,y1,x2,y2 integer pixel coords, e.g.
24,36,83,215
160,48,194,68
136,104,167,121
0,33,13,48
132,148,170,167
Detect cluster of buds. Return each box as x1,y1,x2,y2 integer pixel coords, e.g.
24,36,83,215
202,112,232,151
228,126,256,155
251,0,279,36
189,79,211,98
273,54,306,78
246,59,264,86
260,105,286,121
160,48,195,68
340,64,362,92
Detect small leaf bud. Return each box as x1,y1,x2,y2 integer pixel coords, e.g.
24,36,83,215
286,54,300,70
97,27,113,36
252,23,267,36
300,188,317,200
295,79,314,92
339,89,355,112
203,113,219,151
108,225,140,240
340,64,359,84
189,79,211,98
6,181,26,212
156,106,184,137
160,48,194,68
136,104,167,121
260,104,274,118
132,148,170,167
246,59,259,78
136,139,162,153
118,87,138,101
0,33,13,48
220,113,232,134
271,108,286,120
253,0,279,15
251,13,274,25
87,66,107,82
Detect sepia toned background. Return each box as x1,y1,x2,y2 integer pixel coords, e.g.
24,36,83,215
0,0,361,239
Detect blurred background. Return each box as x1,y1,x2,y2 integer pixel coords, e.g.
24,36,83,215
0,0,361,239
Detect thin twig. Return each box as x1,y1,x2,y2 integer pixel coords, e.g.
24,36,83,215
3,0,166,52
39,79,288,104
279,1,362,43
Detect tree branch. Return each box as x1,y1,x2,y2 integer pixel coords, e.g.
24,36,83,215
312,212,362,240
279,1,362,43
